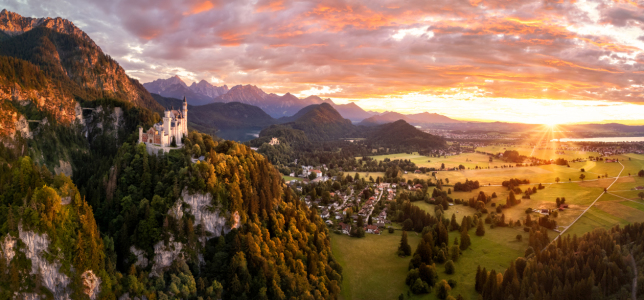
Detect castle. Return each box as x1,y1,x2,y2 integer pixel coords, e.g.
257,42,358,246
139,96,188,147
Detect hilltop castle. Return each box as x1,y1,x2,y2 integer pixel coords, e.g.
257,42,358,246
139,96,188,147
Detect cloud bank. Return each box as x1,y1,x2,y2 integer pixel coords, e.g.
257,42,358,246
4,0,644,107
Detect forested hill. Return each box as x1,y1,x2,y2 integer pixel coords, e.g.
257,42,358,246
364,119,446,151
261,103,358,142
0,10,162,127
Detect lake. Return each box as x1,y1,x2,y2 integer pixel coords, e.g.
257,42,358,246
217,129,261,142
551,137,644,142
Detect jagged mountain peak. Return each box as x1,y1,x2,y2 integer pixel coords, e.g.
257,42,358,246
0,9,96,46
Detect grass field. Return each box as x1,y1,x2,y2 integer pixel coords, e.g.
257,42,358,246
331,231,421,300
281,175,303,181
332,149,644,299
331,224,527,300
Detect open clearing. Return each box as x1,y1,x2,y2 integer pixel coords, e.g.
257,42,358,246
332,226,527,300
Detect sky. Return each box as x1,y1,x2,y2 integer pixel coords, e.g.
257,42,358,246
4,0,644,124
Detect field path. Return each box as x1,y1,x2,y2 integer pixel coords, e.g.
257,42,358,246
548,161,625,245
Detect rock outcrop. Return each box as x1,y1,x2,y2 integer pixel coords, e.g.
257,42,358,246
179,188,241,236
130,245,149,268
54,160,73,177
130,188,241,276
15,225,71,299
81,270,102,300
1,225,102,299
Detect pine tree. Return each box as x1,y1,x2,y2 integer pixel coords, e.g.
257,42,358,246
460,229,471,250
476,219,485,236
399,231,412,256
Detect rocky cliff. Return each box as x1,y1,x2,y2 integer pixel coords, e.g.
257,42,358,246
0,225,101,300
131,188,240,276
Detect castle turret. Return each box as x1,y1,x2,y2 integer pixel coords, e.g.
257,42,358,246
138,127,143,143
163,108,171,144
182,96,188,137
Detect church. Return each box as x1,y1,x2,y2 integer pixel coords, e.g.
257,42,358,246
139,96,188,147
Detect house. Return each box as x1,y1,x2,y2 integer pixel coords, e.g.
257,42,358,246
320,209,330,219
269,137,280,146
339,223,351,235
540,209,549,215
365,225,378,234
376,222,386,228
325,220,334,226
310,170,322,178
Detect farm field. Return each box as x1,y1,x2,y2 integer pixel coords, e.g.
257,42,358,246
333,148,644,299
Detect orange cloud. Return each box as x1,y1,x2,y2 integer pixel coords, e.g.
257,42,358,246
183,0,216,15
256,0,286,12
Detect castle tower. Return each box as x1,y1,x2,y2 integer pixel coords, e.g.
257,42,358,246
163,108,171,145
138,127,143,143
182,96,188,138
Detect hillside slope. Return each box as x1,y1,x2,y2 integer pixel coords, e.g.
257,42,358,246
0,10,162,114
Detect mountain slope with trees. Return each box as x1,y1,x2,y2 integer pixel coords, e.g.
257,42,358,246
0,10,162,114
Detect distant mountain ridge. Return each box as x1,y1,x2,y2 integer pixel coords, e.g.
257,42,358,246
359,111,460,126
143,76,228,106
143,76,374,120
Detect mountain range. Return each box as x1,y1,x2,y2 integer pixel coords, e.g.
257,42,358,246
142,77,374,121
143,76,229,106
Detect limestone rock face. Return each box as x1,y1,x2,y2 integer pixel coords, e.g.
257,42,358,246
15,114,31,139
130,245,149,268
2,226,101,299
81,270,102,300
179,188,241,236
1,235,15,262
130,188,242,276
150,238,183,277
54,160,73,177
16,225,71,299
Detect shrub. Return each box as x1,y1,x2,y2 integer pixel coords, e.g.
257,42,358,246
516,234,522,241
447,279,457,288
388,227,395,233
411,278,430,294
445,260,455,274
523,227,530,233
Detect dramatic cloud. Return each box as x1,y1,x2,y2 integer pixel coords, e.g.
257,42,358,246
3,0,644,121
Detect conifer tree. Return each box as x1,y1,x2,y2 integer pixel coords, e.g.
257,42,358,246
476,219,485,236
399,231,412,256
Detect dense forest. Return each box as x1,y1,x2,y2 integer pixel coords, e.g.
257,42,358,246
476,224,644,300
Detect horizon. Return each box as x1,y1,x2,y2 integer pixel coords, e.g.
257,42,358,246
3,1,644,125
